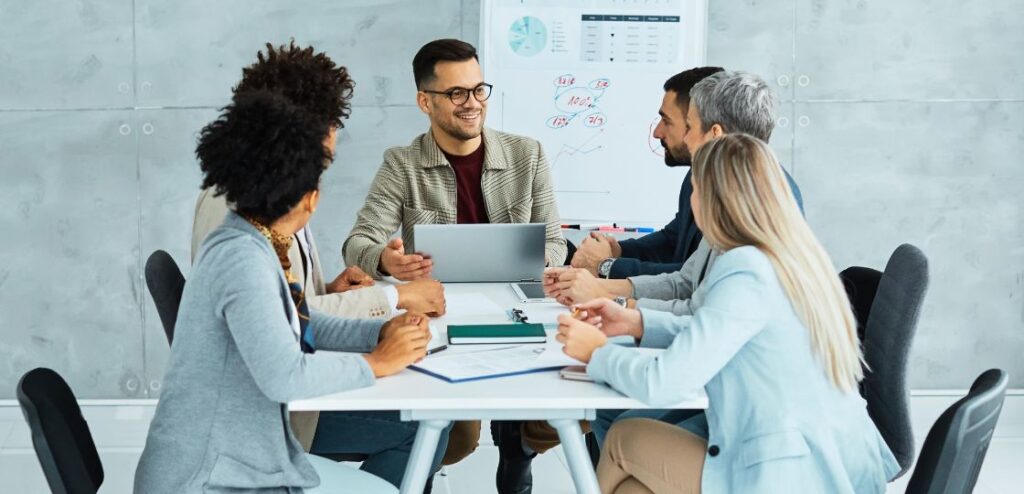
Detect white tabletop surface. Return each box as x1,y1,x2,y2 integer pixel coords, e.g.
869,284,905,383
290,282,707,412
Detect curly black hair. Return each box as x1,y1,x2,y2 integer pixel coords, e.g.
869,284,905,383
233,40,355,129
197,90,331,223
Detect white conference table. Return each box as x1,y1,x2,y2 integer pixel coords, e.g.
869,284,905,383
291,282,707,494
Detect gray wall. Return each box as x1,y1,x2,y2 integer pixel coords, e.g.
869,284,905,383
1,0,1021,399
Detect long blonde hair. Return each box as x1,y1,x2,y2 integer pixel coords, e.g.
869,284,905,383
691,134,863,392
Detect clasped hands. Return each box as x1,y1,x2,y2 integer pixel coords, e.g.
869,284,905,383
570,232,621,275
555,298,643,364
543,266,611,306
364,312,432,377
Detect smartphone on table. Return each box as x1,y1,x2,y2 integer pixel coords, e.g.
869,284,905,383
558,365,592,382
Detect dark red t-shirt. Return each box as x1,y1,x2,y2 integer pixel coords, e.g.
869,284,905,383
442,142,490,224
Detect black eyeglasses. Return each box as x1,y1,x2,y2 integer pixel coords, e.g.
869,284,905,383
422,83,493,105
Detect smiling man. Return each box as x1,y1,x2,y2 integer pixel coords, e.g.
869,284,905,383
342,38,568,494
343,38,566,282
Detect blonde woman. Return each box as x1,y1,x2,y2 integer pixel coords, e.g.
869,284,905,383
557,134,899,493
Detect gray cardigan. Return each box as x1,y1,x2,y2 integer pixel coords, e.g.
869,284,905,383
631,239,720,316
134,213,385,494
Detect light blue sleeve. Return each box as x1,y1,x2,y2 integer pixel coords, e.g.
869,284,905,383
587,256,770,407
310,310,385,353
214,246,376,403
636,313,693,348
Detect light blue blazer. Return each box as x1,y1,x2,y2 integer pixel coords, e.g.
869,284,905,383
588,246,900,494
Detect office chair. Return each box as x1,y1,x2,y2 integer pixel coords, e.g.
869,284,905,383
905,368,1008,494
840,243,929,479
145,250,186,345
17,368,104,494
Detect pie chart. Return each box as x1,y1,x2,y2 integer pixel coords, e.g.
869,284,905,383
508,16,547,57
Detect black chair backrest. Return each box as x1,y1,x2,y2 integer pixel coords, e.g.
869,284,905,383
840,243,929,479
905,369,1008,494
16,368,103,494
839,266,881,343
145,250,185,345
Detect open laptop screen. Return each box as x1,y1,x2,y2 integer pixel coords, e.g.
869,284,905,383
413,223,546,282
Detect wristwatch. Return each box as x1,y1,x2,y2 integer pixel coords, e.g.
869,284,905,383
613,296,628,308
598,257,617,278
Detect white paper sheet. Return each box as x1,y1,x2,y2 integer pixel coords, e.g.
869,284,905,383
428,323,444,352
412,344,582,382
517,303,572,326
443,293,507,319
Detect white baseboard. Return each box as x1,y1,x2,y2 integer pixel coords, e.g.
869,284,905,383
2,393,1023,438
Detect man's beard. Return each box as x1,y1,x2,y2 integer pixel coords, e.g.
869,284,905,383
438,112,483,141
662,140,692,168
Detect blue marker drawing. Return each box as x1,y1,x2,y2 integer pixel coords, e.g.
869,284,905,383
546,74,610,129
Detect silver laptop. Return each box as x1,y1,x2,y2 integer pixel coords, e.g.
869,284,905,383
414,223,546,282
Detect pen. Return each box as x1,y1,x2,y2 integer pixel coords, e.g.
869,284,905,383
426,344,448,355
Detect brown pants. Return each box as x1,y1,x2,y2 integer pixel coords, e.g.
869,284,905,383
441,420,592,465
597,418,706,494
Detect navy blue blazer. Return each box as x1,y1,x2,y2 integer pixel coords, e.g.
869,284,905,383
610,168,803,279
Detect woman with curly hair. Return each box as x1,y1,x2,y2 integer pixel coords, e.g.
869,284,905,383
134,90,426,493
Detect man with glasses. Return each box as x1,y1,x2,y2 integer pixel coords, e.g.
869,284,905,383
343,39,568,494
343,38,566,281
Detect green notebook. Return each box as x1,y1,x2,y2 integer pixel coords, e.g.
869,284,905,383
447,323,547,345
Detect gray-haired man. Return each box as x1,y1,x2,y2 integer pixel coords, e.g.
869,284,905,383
549,70,806,448
547,70,804,315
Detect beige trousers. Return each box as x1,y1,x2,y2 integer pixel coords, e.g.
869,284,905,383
597,418,707,494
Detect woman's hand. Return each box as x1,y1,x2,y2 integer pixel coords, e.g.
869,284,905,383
379,312,427,342
555,315,608,363
364,323,431,377
571,298,644,339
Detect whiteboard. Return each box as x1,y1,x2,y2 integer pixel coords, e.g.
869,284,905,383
481,0,708,225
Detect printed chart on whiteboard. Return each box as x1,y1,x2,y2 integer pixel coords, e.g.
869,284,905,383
482,0,707,224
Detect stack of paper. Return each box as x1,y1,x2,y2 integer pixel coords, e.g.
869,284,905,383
411,345,582,383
